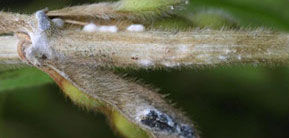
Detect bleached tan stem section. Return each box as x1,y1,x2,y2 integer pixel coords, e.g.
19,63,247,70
50,30,289,69
0,36,22,65
0,12,32,34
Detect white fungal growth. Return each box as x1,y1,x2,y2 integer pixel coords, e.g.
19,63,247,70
98,25,118,33
179,45,189,53
126,24,145,32
24,10,56,66
162,61,179,67
35,10,51,31
139,59,153,66
83,24,118,33
135,108,152,122
237,55,242,60
218,55,227,60
83,23,98,32
225,49,231,54
52,18,65,28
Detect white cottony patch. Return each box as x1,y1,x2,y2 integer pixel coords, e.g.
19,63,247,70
26,31,54,65
52,18,65,28
162,61,180,67
139,59,153,67
83,24,118,33
24,10,56,66
126,24,145,32
35,10,51,32
218,55,227,60
237,55,242,60
135,107,171,124
135,108,152,122
225,49,231,54
83,23,98,32
98,25,118,33
179,45,189,53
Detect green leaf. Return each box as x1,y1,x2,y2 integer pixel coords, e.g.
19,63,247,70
187,0,289,31
119,0,185,12
0,67,52,93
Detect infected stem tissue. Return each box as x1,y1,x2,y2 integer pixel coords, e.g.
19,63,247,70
1,29,289,68
48,29,289,69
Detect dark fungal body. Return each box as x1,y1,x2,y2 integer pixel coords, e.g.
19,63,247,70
140,110,195,138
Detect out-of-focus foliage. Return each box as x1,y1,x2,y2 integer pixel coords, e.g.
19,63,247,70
187,0,289,31
0,68,52,93
0,0,288,138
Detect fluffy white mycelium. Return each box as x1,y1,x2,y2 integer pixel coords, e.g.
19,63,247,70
52,18,65,28
83,23,118,33
126,24,145,32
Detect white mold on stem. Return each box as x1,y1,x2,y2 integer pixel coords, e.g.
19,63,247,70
83,23,118,33
126,24,145,32
35,10,51,32
139,59,154,67
24,10,56,66
83,23,98,32
52,18,65,28
98,25,118,33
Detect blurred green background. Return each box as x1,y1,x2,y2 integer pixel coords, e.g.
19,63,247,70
0,0,288,138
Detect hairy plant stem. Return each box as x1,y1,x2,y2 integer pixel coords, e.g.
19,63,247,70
1,30,289,68
34,30,289,68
